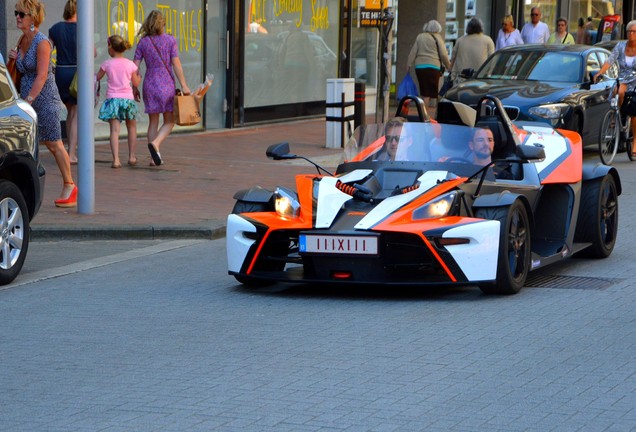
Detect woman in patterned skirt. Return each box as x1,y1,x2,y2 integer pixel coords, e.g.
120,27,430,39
10,0,77,207
133,10,190,166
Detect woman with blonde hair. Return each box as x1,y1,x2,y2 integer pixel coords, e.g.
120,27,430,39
406,20,451,107
9,0,77,207
133,10,190,166
496,14,524,50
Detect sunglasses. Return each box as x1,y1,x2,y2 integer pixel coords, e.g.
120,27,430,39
14,10,30,18
531,13,539,16
385,135,401,143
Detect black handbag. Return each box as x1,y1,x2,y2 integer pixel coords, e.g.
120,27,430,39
431,34,445,75
622,91,636,116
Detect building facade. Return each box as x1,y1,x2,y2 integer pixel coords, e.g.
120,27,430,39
0,0,633,138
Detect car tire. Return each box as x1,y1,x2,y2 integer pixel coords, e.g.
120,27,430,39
231,200,270,214
476,201,531,295
574,175,618,258
0,180,30,285
231,200,278,286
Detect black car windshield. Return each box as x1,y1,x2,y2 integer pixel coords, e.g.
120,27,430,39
476,51,582,83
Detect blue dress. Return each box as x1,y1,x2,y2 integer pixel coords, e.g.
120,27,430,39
49,21,77,105
16,32,62,142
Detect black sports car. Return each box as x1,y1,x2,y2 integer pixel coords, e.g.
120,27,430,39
444,44,619,147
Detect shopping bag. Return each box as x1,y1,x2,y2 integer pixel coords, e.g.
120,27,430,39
69,72,78,98
7,57,21,93
439,74,453,97
396,73,418,100
174,89,201,126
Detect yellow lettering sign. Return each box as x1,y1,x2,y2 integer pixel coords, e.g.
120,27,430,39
310,0,329,31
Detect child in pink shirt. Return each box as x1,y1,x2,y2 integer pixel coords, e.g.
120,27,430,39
96,35,141,168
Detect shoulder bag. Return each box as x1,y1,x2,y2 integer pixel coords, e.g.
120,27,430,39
430,34,445,75
7,35,24,93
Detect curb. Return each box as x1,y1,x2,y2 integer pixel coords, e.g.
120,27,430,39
31,222,227,241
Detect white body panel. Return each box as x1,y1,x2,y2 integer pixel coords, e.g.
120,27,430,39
226,214,256,273
443,220,500,281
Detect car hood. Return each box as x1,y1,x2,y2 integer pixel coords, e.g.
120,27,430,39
445,79,577,107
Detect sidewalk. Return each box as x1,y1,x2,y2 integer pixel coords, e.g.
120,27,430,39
31,118,342,240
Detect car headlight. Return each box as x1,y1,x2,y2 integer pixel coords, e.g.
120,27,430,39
274,187,301,219
529,103,569,120
413,192,458,220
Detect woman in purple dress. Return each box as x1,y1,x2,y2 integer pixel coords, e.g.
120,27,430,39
133,10,190,166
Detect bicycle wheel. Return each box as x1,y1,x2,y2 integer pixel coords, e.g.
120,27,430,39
599,110,619,165
626,117,636,161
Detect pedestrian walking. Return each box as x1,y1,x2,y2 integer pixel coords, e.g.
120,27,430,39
521,6,551,44
496,15,524,50
10,0,77,207
450,18,494,84
96,35,140,168
406,19,451,108
548,17,575,44
49,0,78,164
133,10,190,166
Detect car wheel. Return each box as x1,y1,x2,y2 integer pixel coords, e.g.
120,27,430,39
476,201,531,295
231,200,270,214
231,201,279,286
574,175,618,258
0,180,30,285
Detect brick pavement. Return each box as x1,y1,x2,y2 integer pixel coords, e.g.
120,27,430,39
31,118,341,239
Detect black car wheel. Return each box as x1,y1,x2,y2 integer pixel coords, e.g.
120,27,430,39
574,175,618,258
476,201,531,295
231,200,278,286
0,180,30,285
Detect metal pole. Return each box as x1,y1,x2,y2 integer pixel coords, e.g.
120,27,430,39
77,0,95,213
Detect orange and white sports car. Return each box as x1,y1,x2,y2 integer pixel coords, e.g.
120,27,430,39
227,96,621,294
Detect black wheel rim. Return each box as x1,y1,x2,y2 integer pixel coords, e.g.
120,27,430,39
507,208,528,281
600,179,618,247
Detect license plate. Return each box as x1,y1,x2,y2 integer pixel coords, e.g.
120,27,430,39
299,234,378,255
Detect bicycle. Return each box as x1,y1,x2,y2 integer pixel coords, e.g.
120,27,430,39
598,76,636,165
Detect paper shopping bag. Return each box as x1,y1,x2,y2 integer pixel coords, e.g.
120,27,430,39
174,92,201,126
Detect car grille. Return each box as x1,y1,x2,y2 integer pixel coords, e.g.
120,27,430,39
471,104,520,120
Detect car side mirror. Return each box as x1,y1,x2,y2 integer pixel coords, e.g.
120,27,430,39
516,143,545,162
266,142,295,160
460,68,474,79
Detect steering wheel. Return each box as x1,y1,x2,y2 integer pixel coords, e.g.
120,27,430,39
443,156,472,164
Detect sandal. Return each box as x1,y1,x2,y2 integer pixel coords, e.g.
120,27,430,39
111,162,122,169
148,143,162,166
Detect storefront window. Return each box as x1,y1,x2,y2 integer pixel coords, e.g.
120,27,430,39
94,0,205,138
243,0,340,108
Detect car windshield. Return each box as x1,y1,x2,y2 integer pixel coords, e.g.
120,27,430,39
476,51,582,83
344,122,482,165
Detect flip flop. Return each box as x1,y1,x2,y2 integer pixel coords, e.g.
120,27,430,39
148,143,162,166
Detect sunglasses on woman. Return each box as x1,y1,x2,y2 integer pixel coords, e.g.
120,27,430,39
14,10,30,18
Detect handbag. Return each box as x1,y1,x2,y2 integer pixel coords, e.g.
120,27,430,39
7,35,24,93
397,73,418,100
173,89,201,126
622,91,636,116
69,71,78,98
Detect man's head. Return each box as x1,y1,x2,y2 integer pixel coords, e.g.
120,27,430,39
384,117,407,160
469,127,495,165
530,7,541,25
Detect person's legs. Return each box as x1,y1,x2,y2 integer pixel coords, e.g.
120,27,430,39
109,119,121,167
147,113,160,145
65,102,78,163
126,119,137,165
151,111,175,150
43,139,75,201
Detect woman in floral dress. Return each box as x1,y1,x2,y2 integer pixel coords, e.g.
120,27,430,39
10,0,76,207
133,10,190,166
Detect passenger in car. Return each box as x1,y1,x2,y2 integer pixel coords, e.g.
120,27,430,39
469,127,494,166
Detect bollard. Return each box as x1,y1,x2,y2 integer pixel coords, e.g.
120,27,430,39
354,82,366,129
